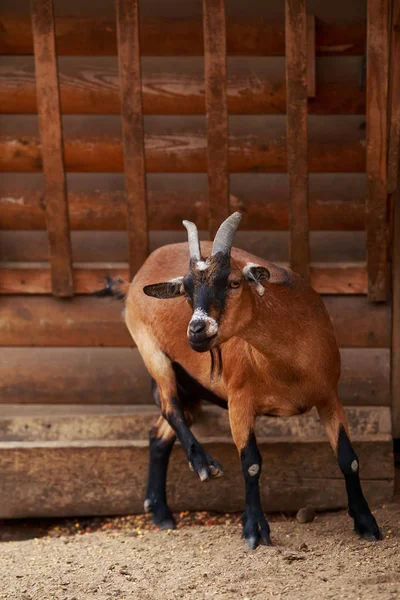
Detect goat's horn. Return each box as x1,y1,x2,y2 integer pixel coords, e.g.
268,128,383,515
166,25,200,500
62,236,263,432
182,219,201,261
211,212,242,256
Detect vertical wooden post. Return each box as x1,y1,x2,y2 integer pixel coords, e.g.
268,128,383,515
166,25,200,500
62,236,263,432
366,0,390,301
307,15,316,99
388,0,400,195
31,0,73,297
116,0,148,278
285,0,310,281
202,0,229,238
392,185,400,438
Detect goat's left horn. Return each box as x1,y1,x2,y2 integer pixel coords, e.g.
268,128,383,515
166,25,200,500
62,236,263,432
211,212,242,256
182,219,201,261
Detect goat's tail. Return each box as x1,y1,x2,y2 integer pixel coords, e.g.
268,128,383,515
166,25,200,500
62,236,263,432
94,275,130,301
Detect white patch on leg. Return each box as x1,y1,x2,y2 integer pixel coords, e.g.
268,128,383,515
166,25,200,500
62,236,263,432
351,459,358,472
188,308,218,336
248,463,260,476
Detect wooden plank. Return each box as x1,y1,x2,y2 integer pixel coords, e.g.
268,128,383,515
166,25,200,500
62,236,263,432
0,56,367,116
0,115,367,173
366,0,390,301
30,0,73,297
0,263,368,295
0,15,368,56
387,0,400,194
0,348,390,406
202,0,229,235
0,437,393,518
116,0,148,277
0,405,392,442
307,15,316,98
285,0,309,280
0,296,390,348
392,186,400,437
0,172,367,232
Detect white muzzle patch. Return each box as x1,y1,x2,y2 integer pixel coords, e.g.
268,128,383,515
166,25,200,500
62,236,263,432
188,308,218,337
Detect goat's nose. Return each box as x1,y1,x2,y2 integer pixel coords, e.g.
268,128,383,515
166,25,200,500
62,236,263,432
189,320,206,334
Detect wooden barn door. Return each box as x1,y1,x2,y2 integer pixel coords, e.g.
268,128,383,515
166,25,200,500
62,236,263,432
0,0,398,517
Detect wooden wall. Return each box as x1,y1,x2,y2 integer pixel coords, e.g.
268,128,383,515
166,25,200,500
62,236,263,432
0,0,397,517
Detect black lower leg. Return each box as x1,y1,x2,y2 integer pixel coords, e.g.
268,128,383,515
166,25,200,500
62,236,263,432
337,426,381,540
240,432,271,550
144,427,176,529
163,398,224,481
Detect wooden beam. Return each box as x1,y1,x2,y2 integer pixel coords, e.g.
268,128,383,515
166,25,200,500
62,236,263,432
30,0,73,297
366,0,390,301
0,295,390,348
0,115,367,174
0,348,390,407
0,56,367,116
388,0,400,194
0,15,368,57
0,437,392,518
285,0,310,280
0,263,368,295
0,173,367,232
307,15,316,98
116,0,148,277
202,0,229,236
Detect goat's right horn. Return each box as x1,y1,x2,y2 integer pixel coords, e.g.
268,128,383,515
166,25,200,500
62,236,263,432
182,219,201,261
211,212,242,256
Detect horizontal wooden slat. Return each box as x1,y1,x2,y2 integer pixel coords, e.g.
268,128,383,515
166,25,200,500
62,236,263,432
0,348,390,406
0,263,368,295
0,173,367,231
0,405,392,441
0,55,366,116
0,16,367,56
0,231,368,264
0,296,390,347
0,115,366,173
0,437,392,518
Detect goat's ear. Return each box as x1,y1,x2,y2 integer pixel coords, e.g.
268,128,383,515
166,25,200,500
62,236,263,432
242,263,270,296
143,277,184,299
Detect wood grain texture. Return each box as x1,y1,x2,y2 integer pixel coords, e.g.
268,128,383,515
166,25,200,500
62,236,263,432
387,0,400,194
0,348,390,406
285,0,309,280
0,56,367,115
392,186,400,437
0,115,367,173
116,0,148,276
366,0,390,300
0,263,368,295
307,15,316,98
0,437,393,518
0,296,390,348
0,405,392,442
30,0,73,297
0,230,367,264
202,0,229,235
0,173,367,231
0,15,368,56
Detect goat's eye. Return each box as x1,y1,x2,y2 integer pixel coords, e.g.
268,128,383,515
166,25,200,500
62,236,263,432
230,280,241,289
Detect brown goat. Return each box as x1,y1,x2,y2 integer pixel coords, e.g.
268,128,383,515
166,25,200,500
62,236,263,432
108,212,380,549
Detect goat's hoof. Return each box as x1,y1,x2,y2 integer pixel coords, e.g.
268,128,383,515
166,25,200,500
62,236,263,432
188,452,224,481
354,513,381,541
242,512,272,550
154,517,176,531
144,498,176,531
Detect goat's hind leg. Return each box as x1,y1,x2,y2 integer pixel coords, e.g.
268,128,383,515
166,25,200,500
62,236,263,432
145,414,176,530
318,397,381,541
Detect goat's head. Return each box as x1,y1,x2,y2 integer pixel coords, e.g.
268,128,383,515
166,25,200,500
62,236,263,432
143,212,270,353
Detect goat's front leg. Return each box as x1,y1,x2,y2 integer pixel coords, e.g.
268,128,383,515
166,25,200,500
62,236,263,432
229,398,271,550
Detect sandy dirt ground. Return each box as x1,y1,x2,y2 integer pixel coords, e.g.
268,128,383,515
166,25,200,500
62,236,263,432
0,503,399,600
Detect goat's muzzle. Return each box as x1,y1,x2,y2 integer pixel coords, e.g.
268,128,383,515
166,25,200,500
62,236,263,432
188,318,218,353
